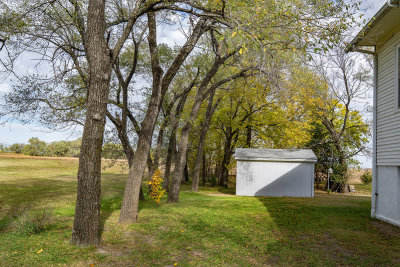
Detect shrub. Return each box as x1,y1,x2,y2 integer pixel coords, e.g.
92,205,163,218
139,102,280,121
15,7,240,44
208,175,217,187
102,142,125,159
8,143,25,153
22,137,47,156
147,169,166,205
361,170,372,184
10,208,52,235
46,141,70,157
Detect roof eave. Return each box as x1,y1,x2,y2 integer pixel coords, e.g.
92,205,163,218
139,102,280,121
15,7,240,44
346,3,392,52
234,157,318,163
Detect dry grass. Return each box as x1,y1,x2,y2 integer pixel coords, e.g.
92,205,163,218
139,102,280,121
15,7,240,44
348,168,372,184
1,155,400,266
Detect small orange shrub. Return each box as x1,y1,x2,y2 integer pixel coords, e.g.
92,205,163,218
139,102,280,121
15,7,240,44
147,169,166,205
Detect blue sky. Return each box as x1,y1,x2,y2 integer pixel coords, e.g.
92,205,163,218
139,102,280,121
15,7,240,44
0,0,387,166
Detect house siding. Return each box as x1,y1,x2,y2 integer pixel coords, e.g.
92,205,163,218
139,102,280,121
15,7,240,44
376,29,400,166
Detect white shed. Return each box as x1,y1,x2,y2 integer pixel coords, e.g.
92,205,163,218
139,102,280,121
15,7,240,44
347,1,400,227
234,148,317,197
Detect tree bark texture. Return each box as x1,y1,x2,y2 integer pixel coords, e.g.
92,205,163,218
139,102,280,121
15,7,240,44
163,89,191,190
119,12,163,223
191,90,219,191
183,160,189,184
72,0,111,246
245,125,252,148
201,153,207,186
152,127,164,173
218,127,233,187
163,128,177,191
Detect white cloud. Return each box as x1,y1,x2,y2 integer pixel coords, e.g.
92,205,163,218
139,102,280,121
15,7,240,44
158,27,186,47
0,83,10,93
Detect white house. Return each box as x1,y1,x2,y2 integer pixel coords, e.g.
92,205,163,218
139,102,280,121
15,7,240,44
234,148,317,197
347,0,400,227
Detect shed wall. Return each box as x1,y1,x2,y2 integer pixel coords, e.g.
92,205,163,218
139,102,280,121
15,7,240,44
236,161,314,197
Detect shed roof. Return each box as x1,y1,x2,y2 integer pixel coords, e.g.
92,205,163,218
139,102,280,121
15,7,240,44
234,148,317,163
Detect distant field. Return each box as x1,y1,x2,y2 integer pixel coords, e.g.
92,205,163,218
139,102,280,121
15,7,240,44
348,168,372,184
0,155,399,266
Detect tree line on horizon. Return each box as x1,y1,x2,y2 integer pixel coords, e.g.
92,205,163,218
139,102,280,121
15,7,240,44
0,137,125,159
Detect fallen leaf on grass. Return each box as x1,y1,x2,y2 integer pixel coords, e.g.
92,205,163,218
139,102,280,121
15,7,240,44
37,249,43,254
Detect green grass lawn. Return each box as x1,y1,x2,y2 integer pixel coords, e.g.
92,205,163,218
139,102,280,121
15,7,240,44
1,155,399,266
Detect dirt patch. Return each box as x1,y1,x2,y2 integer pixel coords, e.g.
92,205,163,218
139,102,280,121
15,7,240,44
371,220,400,238
0,153,78,161
96,246,132,257
308,232,353,260
201,192,235,197
264,255,279,266
342,192,371,197
133,231,156,245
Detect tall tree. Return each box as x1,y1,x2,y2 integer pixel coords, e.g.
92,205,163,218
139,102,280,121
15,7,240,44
0,0,222,245
292,51,371,192
118,12,209,223
191,89,221,191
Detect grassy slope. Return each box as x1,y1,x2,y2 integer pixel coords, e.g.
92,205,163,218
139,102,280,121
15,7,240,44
0,155,399,266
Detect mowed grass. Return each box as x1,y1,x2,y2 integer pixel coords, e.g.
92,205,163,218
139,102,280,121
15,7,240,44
1,154,400,266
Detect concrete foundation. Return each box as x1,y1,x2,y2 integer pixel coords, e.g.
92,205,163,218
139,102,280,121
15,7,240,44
375,166,400,226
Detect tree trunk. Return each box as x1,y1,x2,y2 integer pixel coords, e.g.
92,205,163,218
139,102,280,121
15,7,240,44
167,30,246,201
164,128,176,191
152,127,164,173
191,91,218,191
169,121,191,202
109,118,145,201
168,56,228,202
72,0,111,246
147,153,154,178
219,127,234,187
119,92,161,223
245,125,252,148
118,12,163,223
214,161,220,186
164,88,191,190
122,134,145,201
201,154,206,186
332,144,348,193
183,161,189,184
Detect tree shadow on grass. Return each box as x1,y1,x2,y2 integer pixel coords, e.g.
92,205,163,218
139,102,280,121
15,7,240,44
100,196,122,234
254,194,400,265
0,178,77,232
216,175,236,195
217,186,236,195
99,186,149,235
